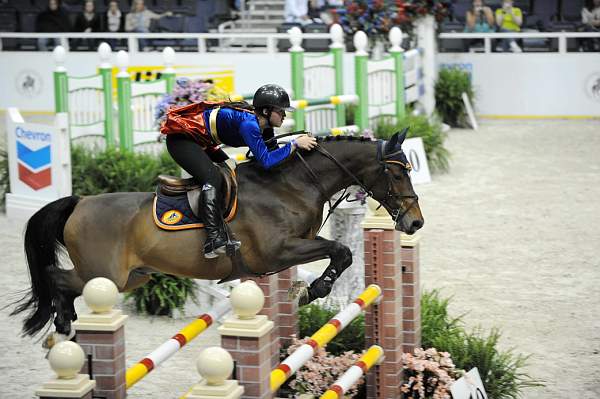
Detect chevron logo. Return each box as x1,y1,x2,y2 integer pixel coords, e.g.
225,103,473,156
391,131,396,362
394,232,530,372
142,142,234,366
16,140,52,190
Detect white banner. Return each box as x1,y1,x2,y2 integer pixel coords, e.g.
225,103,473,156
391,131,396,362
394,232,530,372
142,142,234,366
404,137,431,185
5,109,71,219
451,368,488,399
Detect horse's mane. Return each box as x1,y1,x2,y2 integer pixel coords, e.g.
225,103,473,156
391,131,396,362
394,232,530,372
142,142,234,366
315,135,375,143
237,135,377,174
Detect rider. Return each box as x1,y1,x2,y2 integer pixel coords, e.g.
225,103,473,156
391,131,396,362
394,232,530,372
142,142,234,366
163,84,317,258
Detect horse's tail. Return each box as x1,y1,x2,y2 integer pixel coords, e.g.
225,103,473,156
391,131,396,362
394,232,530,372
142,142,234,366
11,195,80,336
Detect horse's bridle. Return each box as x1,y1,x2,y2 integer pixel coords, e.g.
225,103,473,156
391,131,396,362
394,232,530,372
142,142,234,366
295,138,419,233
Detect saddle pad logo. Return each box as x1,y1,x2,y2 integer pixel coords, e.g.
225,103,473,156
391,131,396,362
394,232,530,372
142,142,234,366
15,127,52,190
161,210,183,225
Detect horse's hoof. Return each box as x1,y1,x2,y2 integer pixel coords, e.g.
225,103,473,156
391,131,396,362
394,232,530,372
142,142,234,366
297,291,312,306
288,280,310,305
43,330,75,350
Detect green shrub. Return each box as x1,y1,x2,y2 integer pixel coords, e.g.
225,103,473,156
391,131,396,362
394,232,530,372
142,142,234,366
421,290,464,349
422,289,544,398
435,67,475,127
71,145,179,195
374,114,450,173
124,273,198,316
298,303,365,356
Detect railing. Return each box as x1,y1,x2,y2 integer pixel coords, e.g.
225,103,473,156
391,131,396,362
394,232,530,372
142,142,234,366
2,31,599,54
439,31,600,53
0,32,331,54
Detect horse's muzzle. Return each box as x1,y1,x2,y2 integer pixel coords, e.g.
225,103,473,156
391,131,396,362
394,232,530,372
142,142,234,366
396,216,424,234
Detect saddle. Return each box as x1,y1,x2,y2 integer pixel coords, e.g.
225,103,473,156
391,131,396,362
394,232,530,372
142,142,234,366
152,164,238,231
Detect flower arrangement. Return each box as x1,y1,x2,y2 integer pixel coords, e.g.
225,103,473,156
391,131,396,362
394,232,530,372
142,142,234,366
401,347,460,398
288,336,363,397
334,0,450,43
154,77,230,126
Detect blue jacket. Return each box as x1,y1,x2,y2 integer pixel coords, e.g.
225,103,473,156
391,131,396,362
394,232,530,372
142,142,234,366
203,107,293,169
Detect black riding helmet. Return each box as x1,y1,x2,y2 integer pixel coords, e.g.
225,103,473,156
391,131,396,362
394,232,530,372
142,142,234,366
253,84,295,112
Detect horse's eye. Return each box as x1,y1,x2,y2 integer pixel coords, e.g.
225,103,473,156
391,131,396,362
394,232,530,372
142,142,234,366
392,172,404,180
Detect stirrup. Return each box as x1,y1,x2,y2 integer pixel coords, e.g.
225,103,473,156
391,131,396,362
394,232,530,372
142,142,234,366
216,239,241,256
204,238,227,259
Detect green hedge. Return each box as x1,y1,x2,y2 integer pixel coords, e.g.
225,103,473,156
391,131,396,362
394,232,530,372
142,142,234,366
421,290,543,398
71,146,179,195
374,114,450,173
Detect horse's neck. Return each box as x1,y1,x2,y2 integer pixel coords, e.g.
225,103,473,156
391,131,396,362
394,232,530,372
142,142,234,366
306,141,377,200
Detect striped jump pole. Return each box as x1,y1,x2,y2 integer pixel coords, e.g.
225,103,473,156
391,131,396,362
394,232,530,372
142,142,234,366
270,284,382,393
126,300,231,389
320,345,384,399
290,94,359,110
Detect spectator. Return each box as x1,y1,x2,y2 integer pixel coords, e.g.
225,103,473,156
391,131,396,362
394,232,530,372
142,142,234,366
581,0,600,51
582,0,600,26
105,0,124,33
285,0,309,24
36,0,71,51
125,0,172,33
464,0,494,51
104,0,124,48
465,0,494,32
72,0,101,49
74,1,101,33
495,0,523,52
125,0,172,49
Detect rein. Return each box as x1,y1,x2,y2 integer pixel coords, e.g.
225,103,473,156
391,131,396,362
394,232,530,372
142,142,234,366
261,130,418,233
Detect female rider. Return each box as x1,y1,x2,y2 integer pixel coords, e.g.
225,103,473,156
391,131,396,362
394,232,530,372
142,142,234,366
162,84,317,258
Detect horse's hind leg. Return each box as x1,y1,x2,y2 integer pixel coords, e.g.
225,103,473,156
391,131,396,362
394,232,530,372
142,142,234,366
50,269,85,336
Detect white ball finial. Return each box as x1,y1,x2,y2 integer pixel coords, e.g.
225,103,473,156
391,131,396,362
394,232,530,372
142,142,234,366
82,277,119,313
162,46,175,65
389,27,404,52
116,50,129,70
196,347,234,385
353,31,368,55
97,42,111,61
48,341,85,379
329,24,344,48
97,42,112,68
289,26,303,51
53,45,66,65
229,280,264,319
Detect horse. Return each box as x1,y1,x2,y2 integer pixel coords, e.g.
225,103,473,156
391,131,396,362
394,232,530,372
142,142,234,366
12,131,423,338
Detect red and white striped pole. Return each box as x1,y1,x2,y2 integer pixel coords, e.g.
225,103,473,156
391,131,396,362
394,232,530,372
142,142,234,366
126,300,231,389
320,345,384,399
270,284,382,392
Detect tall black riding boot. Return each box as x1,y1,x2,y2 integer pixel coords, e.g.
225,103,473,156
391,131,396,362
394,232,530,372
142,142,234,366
200,184,241,258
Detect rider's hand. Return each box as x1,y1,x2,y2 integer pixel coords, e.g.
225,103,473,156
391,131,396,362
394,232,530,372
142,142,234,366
294,135,317,151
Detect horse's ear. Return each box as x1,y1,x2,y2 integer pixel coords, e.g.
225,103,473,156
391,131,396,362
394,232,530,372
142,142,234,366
385,133,399,153
398,127,409,145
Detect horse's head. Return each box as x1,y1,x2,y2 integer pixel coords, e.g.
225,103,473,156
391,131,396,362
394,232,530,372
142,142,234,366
368,129,424,234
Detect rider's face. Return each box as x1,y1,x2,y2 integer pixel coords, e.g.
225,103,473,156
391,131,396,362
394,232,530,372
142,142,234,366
270,108,285,127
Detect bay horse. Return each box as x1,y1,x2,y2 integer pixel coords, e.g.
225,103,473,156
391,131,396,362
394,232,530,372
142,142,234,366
13,131,423,338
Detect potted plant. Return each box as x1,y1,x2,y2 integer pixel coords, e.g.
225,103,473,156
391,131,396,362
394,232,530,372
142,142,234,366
435,67,475,128
125,273,199,317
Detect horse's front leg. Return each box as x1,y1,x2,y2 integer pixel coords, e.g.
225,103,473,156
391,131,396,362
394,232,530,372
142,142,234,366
278,236,353,306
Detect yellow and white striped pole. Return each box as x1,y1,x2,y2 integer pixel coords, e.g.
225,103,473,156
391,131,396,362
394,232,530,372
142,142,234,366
270,284,382,392
320,345,384,399
126,300,231,389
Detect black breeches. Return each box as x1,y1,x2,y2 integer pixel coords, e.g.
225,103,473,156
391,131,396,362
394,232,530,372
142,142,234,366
166,134,222,192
